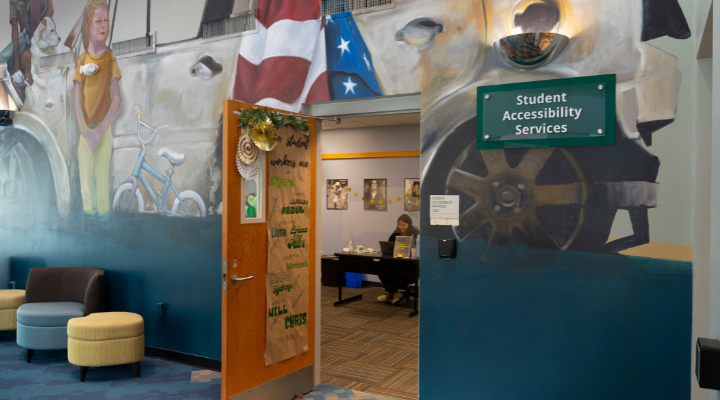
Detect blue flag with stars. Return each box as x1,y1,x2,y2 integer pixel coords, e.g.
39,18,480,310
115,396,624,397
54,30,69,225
325,12,383,100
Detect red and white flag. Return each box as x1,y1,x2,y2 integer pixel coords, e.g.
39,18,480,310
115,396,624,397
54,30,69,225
233,0,330,112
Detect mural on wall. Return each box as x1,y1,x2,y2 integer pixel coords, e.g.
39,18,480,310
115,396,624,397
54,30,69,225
0,0,695,369
338,0,691,255
73,0,120,216
0,0,236,224
417,0,689,253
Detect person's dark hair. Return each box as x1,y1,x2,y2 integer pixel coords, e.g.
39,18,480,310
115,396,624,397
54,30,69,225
394,214,417,236
398,214,412,226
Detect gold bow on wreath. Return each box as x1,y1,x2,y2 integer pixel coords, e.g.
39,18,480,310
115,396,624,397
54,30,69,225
248,118,278,151
234,106,311,179
236,106,312,148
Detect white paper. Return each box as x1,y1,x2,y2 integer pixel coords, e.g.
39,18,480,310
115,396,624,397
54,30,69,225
430,195,460,219
431,217,460,226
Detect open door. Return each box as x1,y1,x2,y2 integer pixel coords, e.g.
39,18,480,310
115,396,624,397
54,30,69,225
221,100,316,399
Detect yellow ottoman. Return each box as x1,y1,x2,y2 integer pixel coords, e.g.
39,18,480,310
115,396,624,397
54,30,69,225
0,290,25,331
67,312,144,382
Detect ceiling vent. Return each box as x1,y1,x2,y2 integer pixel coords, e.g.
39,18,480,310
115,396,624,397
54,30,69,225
112,34,156,58
202,11,256,40
321,0,395,16
38,51,75,72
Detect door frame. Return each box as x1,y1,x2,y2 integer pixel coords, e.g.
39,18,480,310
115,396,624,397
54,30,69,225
221,100,318,400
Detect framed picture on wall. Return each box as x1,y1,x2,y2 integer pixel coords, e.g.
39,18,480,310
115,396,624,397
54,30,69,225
364,179,387,211
404,178,420,211
240,152,266,224
327,179,348,210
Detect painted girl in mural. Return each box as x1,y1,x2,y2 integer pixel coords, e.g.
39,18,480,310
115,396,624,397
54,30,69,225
73,0,122,215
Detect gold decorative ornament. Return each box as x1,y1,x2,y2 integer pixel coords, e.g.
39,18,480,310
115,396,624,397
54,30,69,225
248,118,278,151
237,132,259,166
236,152,261,180
235,133,261,180
236,107,312,139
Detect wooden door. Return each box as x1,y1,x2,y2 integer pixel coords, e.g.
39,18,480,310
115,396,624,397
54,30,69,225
221,100,316,400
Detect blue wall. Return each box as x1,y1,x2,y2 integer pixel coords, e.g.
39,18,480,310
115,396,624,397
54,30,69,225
419,237,691,399
1,211,222,360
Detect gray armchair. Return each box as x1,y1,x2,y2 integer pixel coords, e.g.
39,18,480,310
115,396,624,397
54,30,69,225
17,267,105,362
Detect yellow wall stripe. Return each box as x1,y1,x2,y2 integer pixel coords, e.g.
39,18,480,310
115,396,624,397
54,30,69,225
322,151,420,160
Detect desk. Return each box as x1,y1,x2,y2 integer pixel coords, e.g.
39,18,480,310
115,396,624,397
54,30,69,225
333,252,419,317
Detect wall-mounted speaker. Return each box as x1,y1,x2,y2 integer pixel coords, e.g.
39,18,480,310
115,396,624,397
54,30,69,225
697,337,720,390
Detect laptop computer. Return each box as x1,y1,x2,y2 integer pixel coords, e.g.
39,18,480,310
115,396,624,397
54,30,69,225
379,241,395,256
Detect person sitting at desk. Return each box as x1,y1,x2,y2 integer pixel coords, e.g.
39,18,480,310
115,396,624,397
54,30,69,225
378,214,419,303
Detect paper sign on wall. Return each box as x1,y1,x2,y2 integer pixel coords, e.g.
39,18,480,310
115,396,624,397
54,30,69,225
430,195,460,226
264,129,311,366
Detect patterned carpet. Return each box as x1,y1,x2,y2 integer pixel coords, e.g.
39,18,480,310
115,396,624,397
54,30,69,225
321,286,419,400
0,286,415,400
305,383,397,400
0,335,220,400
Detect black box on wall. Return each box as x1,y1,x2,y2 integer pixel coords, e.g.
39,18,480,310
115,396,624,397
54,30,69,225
697,338,720,390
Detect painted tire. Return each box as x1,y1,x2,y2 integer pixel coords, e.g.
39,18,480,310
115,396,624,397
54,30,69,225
112,183,145,212
171,190,207,217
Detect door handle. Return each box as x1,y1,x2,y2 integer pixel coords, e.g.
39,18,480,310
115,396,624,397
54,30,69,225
232,275,254,284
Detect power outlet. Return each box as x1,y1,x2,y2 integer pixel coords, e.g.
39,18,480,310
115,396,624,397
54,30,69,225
157,302,167,316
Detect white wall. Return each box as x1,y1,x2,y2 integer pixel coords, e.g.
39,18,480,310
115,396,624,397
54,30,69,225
321,124,420,282
694,57,712,400
711,2,720,400
0,0,205,47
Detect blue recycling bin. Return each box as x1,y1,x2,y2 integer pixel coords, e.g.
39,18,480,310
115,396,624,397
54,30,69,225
345,272,362,288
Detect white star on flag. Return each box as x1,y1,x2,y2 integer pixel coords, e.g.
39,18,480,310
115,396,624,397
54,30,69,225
363,53,372,71
338,37,351,56
343,77,357,95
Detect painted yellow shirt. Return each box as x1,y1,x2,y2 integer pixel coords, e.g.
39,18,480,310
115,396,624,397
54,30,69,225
73,49,122,126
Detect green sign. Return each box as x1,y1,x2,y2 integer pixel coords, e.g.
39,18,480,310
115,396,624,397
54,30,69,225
477,74,616,149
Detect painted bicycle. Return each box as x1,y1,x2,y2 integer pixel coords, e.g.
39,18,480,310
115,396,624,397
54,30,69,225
112,107,206,217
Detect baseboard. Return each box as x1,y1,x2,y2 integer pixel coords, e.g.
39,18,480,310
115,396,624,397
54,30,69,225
145,346,221,372
363,281,383,288
0,330,16,341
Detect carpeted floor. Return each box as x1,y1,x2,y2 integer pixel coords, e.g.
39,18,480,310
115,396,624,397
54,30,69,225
321,286,419,400
0,286,415,400
305,383,398,400
0,337,221,400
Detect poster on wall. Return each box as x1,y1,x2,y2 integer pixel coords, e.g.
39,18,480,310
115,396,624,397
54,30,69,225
404,178,420,211
363,179,387,210
265,128,311,366
327,179,348,210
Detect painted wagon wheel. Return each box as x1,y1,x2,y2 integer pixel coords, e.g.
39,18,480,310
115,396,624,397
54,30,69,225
446,145,587,249
0,138,35,202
